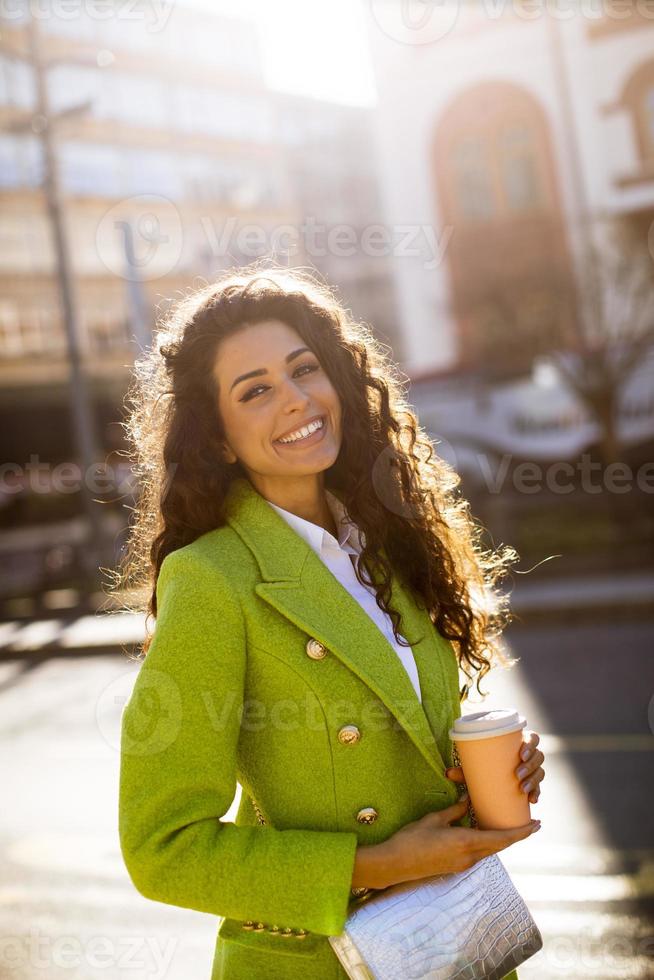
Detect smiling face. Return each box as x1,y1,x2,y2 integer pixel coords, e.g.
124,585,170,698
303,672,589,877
213,319,343,499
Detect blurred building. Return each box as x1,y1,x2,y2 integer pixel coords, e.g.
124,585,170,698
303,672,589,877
275,89,402,357
0,2,293,468
0,1,402,608
365,1,654,378
364,1,654,474
0,1,398,475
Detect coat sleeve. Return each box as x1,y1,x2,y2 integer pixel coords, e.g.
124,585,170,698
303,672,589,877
118,548,359,936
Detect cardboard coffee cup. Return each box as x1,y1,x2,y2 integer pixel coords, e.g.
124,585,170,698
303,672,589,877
448,708,531,830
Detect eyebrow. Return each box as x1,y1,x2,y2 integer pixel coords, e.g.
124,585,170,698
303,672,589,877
229,347,313,393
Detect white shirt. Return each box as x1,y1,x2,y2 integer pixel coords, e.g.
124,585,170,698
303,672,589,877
266,490,423,703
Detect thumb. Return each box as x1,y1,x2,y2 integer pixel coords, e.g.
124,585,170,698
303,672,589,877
445,766,465,783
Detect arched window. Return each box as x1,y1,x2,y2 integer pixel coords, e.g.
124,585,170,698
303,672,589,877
433,82,573,373
439,86,548,224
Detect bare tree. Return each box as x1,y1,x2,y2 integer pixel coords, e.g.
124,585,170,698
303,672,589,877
458,219,654,468
551,220,654,468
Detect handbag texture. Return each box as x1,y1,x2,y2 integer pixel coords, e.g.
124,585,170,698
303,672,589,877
328,741,543,980
328,850,543,980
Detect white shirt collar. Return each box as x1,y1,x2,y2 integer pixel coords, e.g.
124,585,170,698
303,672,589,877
266,490,365,558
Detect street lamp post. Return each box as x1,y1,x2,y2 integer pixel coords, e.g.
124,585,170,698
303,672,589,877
16,9,113,603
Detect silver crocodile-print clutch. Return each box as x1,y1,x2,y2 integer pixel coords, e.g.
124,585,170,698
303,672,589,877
328,851,542,980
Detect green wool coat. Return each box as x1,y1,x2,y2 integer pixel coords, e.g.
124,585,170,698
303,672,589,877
118,475,519,980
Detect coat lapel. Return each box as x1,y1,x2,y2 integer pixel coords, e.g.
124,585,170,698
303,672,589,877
224,477,449,777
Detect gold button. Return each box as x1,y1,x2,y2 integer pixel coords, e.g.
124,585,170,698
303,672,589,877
338,724,361,745
280,927,294,938
306,638,327,660
356,807,378,824
267,924,280,933
242,921,255,930
294,928,309,938
253,922,265,932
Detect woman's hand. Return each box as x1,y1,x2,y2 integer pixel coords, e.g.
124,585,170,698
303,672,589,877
445,729,546,805
363,796,540,889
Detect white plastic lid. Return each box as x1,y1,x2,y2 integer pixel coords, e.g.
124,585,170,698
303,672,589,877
448,708,526,741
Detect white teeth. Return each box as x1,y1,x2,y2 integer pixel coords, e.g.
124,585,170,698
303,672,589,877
277,417,324,444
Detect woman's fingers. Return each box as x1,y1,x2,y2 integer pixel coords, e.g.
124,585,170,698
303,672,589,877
517,753,546,791
470,820,541,858
520,731,540,760
519,763,545,795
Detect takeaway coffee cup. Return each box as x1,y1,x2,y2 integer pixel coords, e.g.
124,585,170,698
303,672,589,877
448,708,531,830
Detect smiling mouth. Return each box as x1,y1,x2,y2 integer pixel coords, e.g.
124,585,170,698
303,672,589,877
274,415,326,446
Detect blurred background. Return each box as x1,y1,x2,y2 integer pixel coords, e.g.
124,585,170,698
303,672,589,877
0,1,653,978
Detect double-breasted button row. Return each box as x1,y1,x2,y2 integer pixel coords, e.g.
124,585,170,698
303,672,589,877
241,921,308,938
305,638,378,828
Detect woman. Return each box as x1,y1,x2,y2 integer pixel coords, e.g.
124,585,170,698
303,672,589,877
116,266,545,980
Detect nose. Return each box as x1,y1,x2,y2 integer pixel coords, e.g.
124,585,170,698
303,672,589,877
278,374,311,412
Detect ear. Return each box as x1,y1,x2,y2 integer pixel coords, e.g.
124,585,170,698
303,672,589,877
221,442,238,465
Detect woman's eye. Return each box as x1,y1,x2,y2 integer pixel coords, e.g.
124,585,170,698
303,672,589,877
240,362,319,402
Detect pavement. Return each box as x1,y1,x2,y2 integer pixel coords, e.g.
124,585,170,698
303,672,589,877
1,629,653,979
0,571,652,659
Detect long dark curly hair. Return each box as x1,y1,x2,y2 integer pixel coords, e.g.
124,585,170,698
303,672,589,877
109,263,519,700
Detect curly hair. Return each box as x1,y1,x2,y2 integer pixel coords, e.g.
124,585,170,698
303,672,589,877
109,262,519,701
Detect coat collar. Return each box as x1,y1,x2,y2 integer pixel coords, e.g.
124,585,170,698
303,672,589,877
224,476,451,777
266,489,362,557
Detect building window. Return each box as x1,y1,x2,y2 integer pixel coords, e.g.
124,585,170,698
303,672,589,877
499,125,543,212
0,301,22,356
35,307,65,353
0,55,36,109
84,309,126,353
448,120,544,222
58,140,123,196
0,306,63,356
452,136,495,219
0,135,42,188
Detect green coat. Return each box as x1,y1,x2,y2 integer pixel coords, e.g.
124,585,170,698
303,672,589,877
118,476,519,980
